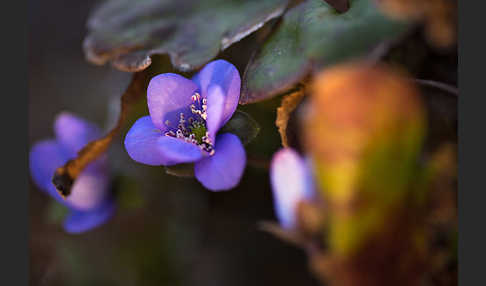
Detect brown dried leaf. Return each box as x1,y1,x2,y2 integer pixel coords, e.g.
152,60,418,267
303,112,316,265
304,62,427,261
275,90,305,147
53,72,150,197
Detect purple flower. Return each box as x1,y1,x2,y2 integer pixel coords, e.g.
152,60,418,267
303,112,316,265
29,112,115,234
124,59,246,191
270,148,316,229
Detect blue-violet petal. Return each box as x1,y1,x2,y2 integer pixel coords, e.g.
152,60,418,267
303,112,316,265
270,148,315,229
194,133,246,191
147,73,199,132
125,116,203,166
192,60,240,126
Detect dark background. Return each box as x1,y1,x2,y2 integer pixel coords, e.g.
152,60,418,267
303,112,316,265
28,1,319,285
21,0,486,286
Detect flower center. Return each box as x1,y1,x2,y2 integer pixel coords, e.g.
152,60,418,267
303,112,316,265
164,92,215,155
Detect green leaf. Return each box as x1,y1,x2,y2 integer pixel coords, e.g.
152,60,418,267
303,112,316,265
220,110,260,145
240,0,410,104
84,0,289,72
323,0,350,13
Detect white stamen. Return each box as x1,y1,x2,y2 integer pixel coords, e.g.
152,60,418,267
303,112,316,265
163,92,215,155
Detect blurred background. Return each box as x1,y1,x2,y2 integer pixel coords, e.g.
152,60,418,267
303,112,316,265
29,1,320,285
29,1,456,285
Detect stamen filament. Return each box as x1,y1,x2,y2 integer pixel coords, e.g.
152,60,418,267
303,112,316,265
164,92,214,155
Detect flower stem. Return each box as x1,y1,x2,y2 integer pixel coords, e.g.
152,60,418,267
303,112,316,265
415,79,458,96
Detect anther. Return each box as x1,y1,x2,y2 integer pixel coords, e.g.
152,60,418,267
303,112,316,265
165,130,176,137
162,93,215,156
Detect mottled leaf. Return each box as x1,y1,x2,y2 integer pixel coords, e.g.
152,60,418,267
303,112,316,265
220,110,260,145
84,0,289,72
241,0,410,104
304,62,426,257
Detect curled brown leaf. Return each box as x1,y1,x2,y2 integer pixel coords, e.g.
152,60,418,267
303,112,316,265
53,72,149,197
275,90,305,147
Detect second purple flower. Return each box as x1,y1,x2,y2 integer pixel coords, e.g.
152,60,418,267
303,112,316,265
125,59,246,191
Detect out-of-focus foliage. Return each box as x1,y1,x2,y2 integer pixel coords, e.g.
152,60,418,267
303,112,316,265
300,62,431,285
30,0,457,284
52,72,150,196
164,163,196,177
84,0,288,72
322,0,350,13
114,175,146,210
45,201,69,225
240,0,409,104
376,0,457,48
219,110,261,146
305,62,425,255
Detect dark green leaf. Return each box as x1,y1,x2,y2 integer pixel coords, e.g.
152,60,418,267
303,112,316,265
84,0,289,72
220,110,260,145
240,0,410,104
419,82,457,154
323,0,349,13
165,163,195,177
